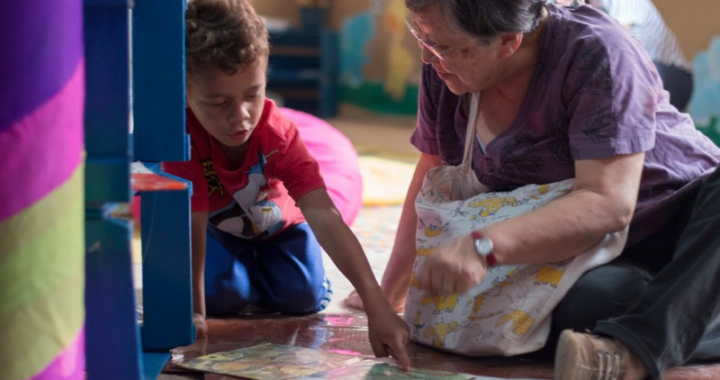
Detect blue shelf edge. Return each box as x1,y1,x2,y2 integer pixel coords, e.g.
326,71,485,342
142,351,170,380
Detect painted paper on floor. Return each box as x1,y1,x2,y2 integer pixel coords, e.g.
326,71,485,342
177,343,362,380
295,361,478,380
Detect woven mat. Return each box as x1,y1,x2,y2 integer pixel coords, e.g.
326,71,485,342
323,205,403,314
359,156,415,206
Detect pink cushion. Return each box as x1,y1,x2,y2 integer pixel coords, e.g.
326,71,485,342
281,107,362,226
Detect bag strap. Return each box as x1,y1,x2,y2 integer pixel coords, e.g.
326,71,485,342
461,93,480,169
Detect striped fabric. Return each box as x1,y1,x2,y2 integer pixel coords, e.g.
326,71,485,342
0,0,86,380
590,0,692,71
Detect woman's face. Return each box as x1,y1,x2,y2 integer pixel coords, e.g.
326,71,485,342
410,3,511,95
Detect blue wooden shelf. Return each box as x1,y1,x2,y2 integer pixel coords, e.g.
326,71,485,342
133,165,194,352
84,1,193,379
142,350,171,380
267,28,338,118
269,69,322,81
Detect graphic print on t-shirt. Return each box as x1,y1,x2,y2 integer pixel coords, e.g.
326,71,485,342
201,159,226,198
208,150,284,239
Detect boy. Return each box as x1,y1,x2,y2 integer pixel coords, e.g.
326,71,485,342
162,0,410,369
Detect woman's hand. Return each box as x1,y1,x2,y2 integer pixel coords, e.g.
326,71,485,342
366,304,411,371
418,234,488,295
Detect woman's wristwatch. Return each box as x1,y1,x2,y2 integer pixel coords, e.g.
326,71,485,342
471,231,498,268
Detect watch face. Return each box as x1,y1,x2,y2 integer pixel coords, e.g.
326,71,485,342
475,238,493,255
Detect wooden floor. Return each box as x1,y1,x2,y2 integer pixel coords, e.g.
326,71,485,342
156,107,720,380
159,313,720,380
326,104,419,162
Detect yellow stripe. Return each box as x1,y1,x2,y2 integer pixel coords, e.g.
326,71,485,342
0,166,84,260
0,268,84,380
0,164,85,380
0,178,84,314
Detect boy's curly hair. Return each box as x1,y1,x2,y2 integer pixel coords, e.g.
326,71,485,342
186,0,269,75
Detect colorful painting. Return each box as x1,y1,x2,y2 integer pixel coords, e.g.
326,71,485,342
295,361,478,380
177,343,362,380
688,36,720,147
338,0,420,115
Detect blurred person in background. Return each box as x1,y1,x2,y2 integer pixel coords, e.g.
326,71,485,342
554,0,694,111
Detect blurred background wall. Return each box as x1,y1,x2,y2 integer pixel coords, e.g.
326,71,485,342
252,0,720,118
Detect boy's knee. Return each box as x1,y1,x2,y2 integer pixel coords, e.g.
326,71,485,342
205,278,251,317
264,280,329,315
205,292,248,317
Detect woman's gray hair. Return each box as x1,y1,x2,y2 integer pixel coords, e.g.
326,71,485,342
406,0,545,44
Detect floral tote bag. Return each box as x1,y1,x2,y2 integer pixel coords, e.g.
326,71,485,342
404,93,627,356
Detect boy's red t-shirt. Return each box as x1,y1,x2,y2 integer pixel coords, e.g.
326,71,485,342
162,99,326,241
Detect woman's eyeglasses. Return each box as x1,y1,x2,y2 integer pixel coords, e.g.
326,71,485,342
405,15,471,61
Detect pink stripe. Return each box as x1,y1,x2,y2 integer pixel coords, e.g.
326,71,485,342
29,328,85,380
0,61,84,221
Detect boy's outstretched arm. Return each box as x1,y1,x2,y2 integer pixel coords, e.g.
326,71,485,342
191,211,209,338
344,153,441,311
297,188,411,370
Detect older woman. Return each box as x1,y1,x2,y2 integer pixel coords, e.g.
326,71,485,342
345,1,720,379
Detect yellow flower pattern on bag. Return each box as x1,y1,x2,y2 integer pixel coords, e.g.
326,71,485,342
405,177,626,356
404,94,626,356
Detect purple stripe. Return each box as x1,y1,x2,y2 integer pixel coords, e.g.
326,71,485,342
0,0,84,132
0,62,85,222
30,328,85,380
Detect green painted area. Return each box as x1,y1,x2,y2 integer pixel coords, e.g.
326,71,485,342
696,117,720,148
340,82,419,115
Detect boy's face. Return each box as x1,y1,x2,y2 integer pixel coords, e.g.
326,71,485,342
186,57,268,149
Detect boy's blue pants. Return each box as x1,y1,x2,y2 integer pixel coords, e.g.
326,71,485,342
204,222,331,316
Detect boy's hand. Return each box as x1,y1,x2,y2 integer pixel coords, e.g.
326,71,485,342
367,306,411,371
193,313,208,339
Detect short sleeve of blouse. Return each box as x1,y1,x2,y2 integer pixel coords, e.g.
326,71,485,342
563,36,658,160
